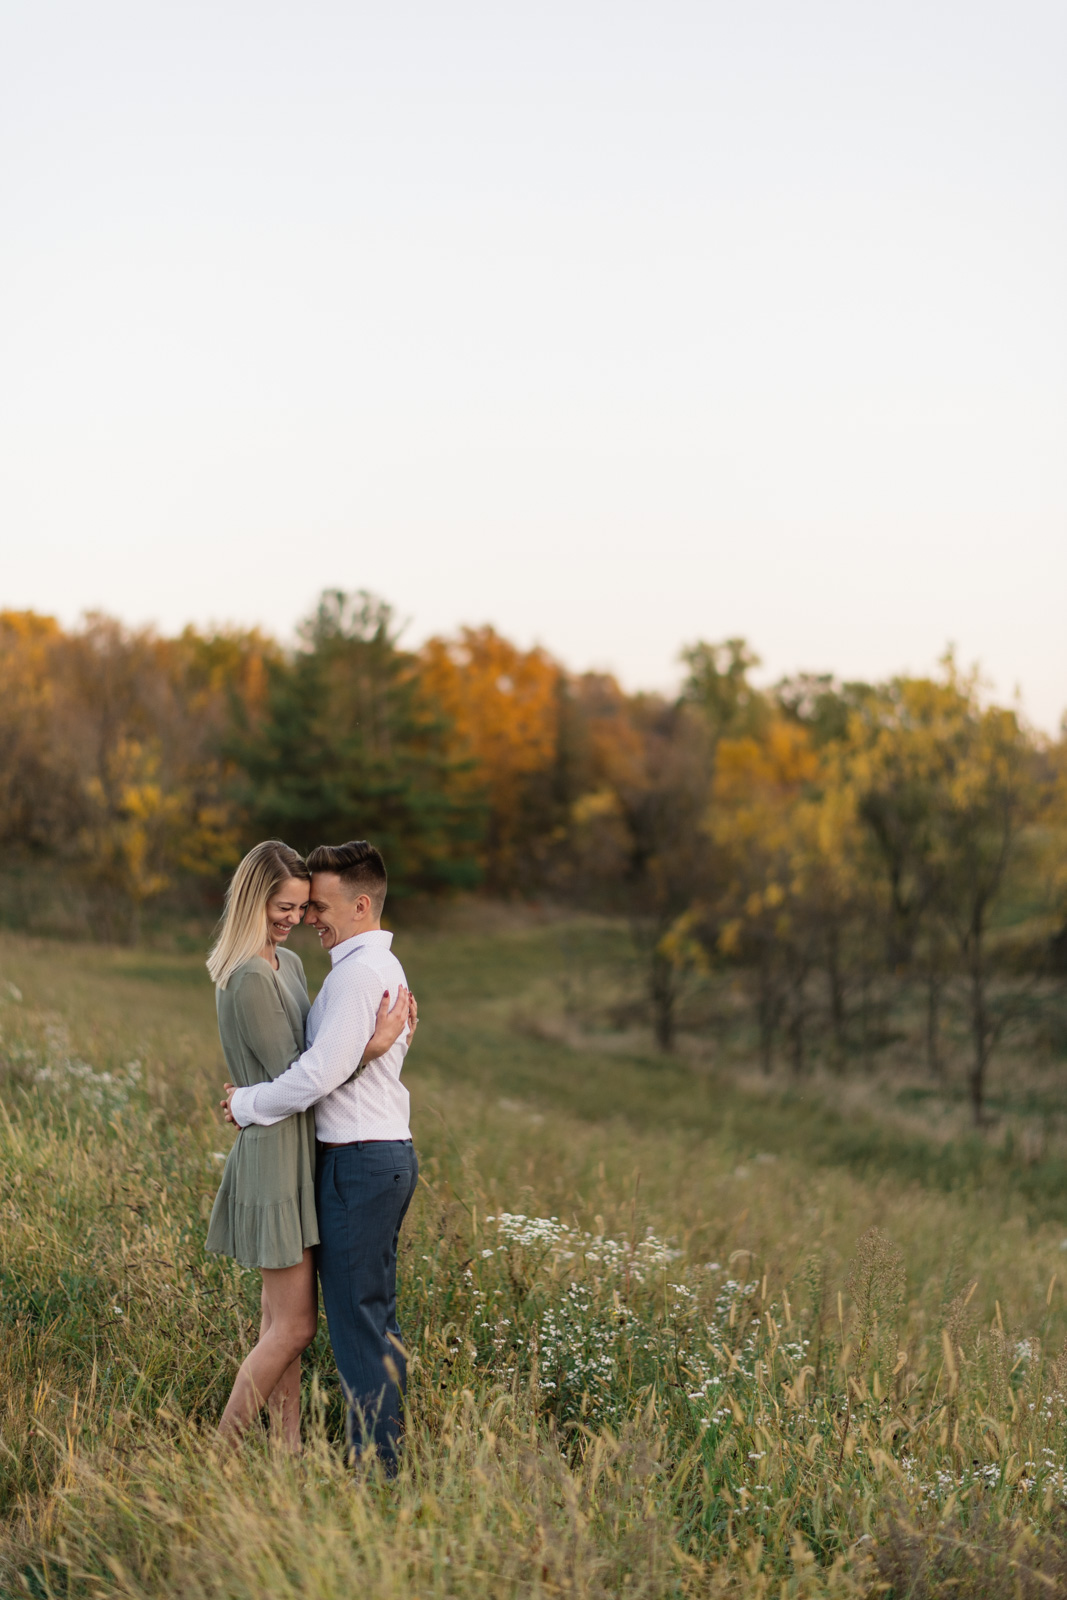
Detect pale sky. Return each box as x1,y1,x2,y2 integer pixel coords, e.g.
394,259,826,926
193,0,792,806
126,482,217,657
2,0,1065,727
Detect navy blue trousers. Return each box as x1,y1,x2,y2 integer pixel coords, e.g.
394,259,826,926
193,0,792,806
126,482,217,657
314,1140,419,1472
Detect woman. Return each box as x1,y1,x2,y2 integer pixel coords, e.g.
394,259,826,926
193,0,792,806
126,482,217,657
205,840,413,1449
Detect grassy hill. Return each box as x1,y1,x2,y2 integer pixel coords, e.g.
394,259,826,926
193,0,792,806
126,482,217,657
2,918,1067,1598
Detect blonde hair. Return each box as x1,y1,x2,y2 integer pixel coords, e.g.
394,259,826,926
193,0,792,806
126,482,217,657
207,841,310,989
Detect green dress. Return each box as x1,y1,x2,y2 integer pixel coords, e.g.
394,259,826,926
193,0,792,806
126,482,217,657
205,949,319,1270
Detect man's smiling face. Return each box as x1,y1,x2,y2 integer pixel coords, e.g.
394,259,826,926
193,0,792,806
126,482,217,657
305,872,374,951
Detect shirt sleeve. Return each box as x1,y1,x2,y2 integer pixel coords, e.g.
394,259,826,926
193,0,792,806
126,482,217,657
231,960,385,1127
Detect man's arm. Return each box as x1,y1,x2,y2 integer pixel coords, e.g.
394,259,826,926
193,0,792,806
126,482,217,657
229,965,399,1127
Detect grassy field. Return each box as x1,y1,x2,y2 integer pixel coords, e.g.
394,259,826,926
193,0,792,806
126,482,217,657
3,915,1067,1597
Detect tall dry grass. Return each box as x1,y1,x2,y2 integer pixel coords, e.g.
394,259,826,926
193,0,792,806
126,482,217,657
3,926,1067,1596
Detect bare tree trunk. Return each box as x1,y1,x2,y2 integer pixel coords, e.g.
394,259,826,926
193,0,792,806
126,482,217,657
968,953,990,1126
757,949,776,1074
860,967,872,1070
650,945,675,1053
826,925,846,1068
788,1001,804,1076
925,969,943,1079
787,965,807,1076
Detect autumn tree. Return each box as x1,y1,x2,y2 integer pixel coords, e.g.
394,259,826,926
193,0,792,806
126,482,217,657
681,638,767,741
612,697,719,1050
0,611,256,939
709,719,824,1071
773,674,886,1063
924,696,1041,1123
561,639,770,1051
57,616,247,938
565,666,726,1050
0,611,74,857
775,672,876,749
419,627,562,891
843,660,1043,1119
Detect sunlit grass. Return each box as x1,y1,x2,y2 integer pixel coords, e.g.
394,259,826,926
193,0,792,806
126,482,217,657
3,923,1067,1596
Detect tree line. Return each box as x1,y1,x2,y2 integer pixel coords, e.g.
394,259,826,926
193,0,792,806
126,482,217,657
1,592,1064,1118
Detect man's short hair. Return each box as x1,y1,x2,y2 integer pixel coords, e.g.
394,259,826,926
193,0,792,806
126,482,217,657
306,840,388,915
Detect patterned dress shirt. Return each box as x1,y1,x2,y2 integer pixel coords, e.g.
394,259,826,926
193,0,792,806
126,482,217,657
228,929,411,1143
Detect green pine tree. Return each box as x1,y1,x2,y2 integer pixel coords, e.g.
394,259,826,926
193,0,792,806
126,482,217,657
229,591,484,896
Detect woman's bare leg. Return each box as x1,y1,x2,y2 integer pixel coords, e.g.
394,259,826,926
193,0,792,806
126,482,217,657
267,1355,304,1451
258,1286,308,1452
218,1250,317,1447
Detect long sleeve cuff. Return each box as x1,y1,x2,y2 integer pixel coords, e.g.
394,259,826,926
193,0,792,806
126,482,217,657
229,1086,255,1127
228,1081,287,1132
229,1085,288,1128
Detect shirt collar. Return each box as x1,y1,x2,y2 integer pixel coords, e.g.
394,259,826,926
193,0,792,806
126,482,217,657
329,928,394,967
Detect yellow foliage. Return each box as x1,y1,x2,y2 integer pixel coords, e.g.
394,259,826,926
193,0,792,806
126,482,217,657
711,720,834,936
657,908,710,975
421,627,559,782
571,788,625,826
420,627,562,882
79,737,236,932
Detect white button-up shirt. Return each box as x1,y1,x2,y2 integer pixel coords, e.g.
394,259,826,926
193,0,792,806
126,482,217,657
229,929,411,1143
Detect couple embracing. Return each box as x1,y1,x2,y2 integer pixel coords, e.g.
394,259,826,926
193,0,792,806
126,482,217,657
204,838,419,1472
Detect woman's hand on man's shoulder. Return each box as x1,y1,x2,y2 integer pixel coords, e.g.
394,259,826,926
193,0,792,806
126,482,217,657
361,986,418,1066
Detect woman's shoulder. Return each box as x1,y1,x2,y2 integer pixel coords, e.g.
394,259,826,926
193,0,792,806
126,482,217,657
222,956,278,993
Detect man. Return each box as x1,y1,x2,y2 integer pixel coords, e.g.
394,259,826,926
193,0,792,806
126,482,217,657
226,839,418,1472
